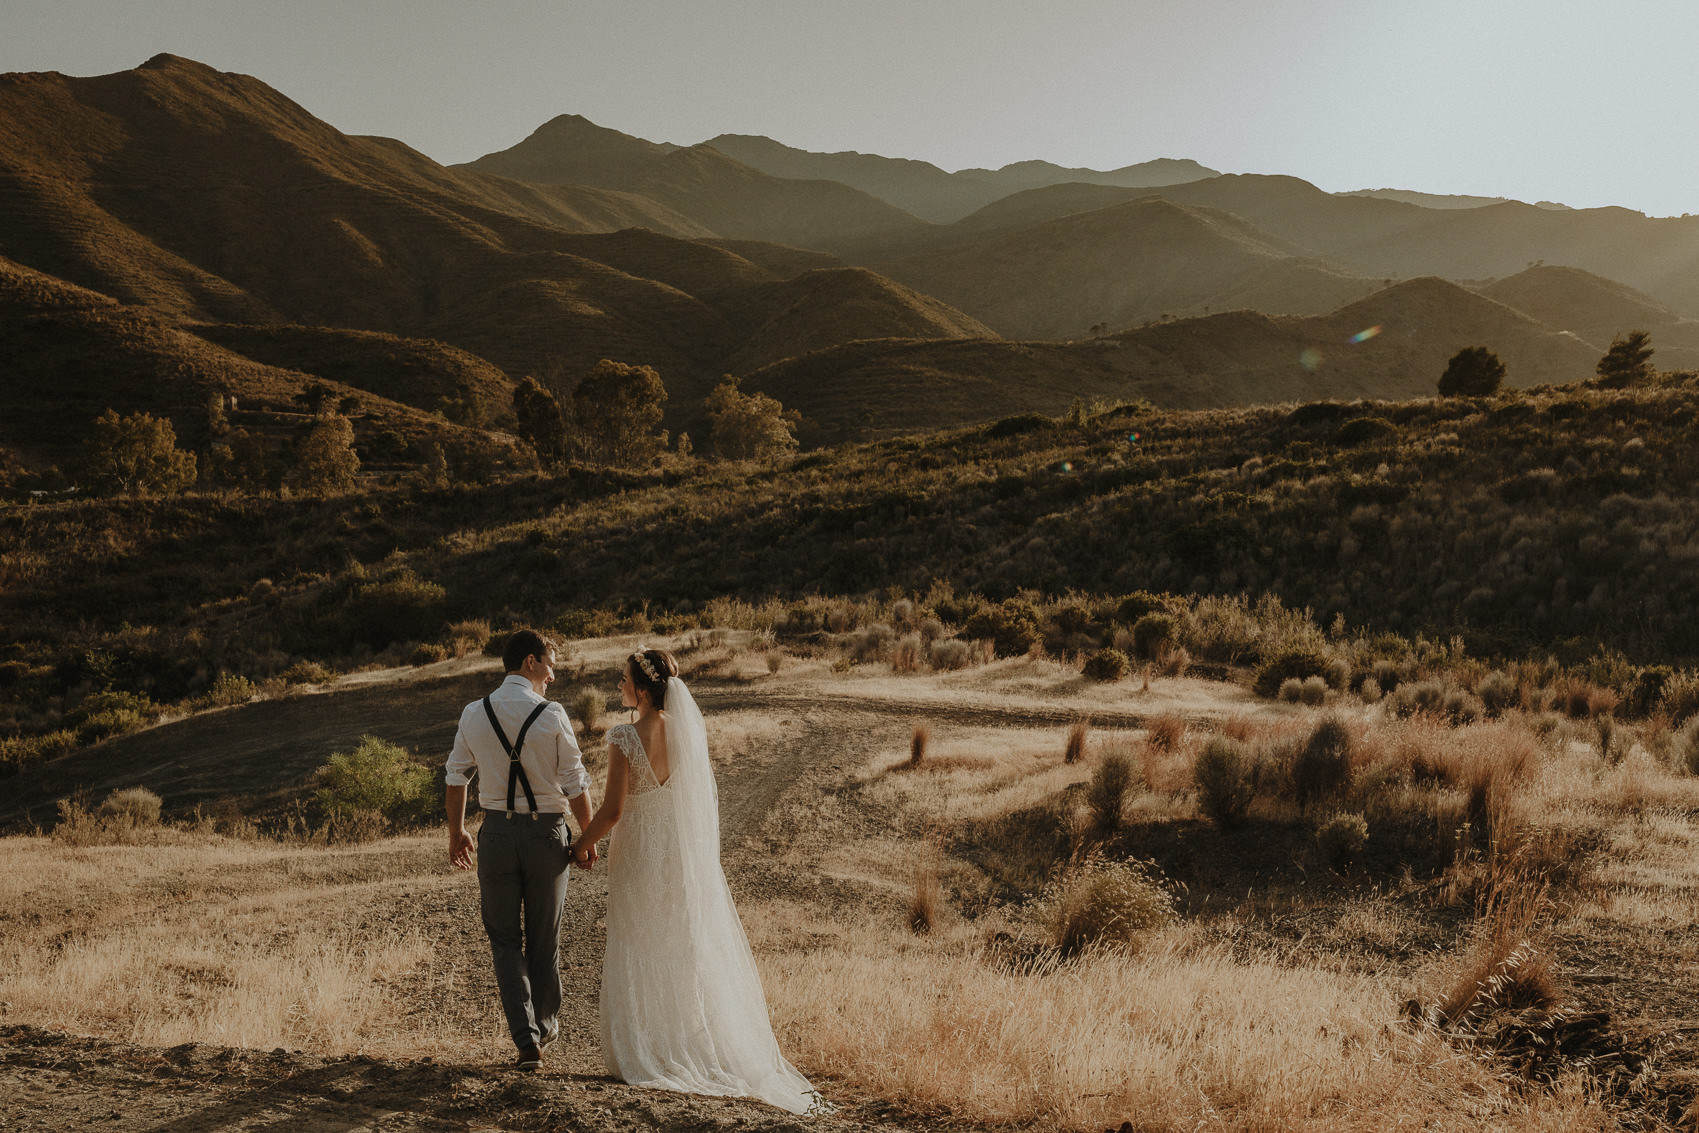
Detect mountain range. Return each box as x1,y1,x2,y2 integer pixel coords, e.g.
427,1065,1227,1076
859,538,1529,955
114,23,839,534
1,53,1693,472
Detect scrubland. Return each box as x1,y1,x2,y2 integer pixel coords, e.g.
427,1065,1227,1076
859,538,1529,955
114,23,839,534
9,636,1699,1130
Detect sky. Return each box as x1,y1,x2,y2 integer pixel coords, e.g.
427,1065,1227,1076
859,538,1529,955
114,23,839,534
7,0,1699,217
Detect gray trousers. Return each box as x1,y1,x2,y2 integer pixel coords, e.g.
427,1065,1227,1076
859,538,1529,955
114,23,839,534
477,809,571,1050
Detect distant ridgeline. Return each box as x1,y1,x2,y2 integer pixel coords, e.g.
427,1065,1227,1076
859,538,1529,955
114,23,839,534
4,54,1699,483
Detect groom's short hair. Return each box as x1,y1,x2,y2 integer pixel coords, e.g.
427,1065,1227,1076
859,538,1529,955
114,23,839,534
502,629,554,673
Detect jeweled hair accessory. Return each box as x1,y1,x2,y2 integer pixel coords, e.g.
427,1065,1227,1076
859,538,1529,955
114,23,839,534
633,650,662,684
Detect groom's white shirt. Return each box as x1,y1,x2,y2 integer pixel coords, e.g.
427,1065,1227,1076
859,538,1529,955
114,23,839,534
445,674,591,813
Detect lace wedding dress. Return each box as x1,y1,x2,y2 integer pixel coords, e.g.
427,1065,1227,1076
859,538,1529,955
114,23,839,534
598,680,818,1114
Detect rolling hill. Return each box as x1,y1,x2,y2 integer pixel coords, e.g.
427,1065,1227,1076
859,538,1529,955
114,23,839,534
872,196,1377,339
1474,265,1699,370
462,117,934,257
0,56,1004,462
741,276,1602,437
704,132,1216,223
0,254,513,467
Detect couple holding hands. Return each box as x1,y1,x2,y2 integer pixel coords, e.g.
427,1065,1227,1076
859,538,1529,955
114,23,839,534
444,630,821,1115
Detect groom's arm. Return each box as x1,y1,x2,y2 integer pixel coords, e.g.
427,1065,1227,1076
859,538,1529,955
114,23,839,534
444,712,477,869
446,783,474,870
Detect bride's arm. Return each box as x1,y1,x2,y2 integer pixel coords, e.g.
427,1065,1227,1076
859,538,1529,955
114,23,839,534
574,742,628,862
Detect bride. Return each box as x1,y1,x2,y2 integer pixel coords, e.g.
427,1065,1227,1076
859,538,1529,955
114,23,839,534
571,648,821,1115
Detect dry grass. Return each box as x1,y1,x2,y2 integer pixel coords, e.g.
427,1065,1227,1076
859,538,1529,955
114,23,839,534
910,723,930,767
861,727,1095,827
753,905,1598,1131
0,833,464,1057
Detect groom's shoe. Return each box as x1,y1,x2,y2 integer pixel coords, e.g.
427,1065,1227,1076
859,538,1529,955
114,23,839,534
514,1045,542,1072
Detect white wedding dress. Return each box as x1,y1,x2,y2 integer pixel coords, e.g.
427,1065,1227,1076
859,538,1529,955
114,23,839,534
598,680,819,1115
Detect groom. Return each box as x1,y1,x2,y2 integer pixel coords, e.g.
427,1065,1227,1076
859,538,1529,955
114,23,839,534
445,628,596,1071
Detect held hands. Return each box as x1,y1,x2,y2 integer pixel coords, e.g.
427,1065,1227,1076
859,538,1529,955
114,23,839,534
572,839,599,870
449,828,475,871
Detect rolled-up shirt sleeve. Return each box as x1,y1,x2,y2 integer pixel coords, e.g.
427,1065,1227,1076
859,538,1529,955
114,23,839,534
445,709,477,787
551,704,592,798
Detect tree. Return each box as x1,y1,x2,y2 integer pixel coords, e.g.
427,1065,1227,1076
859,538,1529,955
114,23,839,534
704,375,799,461
81,409,197,496
1595,329,1654,388
512,376,568,467
571,359,667,467
295,413,360,494
1437,346,1505,397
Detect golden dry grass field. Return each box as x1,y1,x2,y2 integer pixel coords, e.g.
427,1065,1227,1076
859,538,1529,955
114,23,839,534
4,634,1699,1131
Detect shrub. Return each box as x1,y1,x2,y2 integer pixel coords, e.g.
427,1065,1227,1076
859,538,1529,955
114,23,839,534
1145,714,1184,752
963,599,1042,658
0,729,76,778
928,638,974,671
314,736,434,826
203,673,257,708
1322,658,1350,690
1194,737,1253,829
1086,746,1139,836
1333,417,1397,446
1660,670,1699,725
318,566,448,652
447,619,492,657
851,623,896,663
1597,716,1625,765
1115,591,1168,624
985,413,1056,439
1278,677,1303,703
1158,644,1191,678
1359,678,1383,704
1677,721,1699,776
97,786,163,826
1391,680,1444,718
1299,675,1328,706
1370,659,1402,694
1443,690,1484,725
1293,716,1353,809
1130,612,1178,659
1316,812,1369,872
1478,671,1518,717
410,643,449,666
573,688,605,734
1082,648,1130,682
1253,645,1333,698
779,605,821,637
1044,857,1175,957
765,649,784,674
64,690,156,743
281,660,336,685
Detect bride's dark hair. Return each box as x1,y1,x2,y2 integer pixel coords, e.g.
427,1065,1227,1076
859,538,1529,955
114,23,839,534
628,648,679,709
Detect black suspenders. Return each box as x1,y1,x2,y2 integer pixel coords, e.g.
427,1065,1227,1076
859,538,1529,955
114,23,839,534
483,696,551,819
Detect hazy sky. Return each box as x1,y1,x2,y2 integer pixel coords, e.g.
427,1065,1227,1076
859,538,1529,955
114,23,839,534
7,0,1699,216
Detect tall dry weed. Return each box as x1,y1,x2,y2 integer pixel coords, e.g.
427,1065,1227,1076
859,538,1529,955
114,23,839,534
1063,718,1089,765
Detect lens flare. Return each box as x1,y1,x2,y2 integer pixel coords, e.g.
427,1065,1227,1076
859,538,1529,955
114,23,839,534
1349,325,1383,344
1299,348,1323,371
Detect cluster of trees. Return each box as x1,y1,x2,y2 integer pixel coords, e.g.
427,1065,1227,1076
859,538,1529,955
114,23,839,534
1439,330,1658,397
79,403,361,499
511,360,799,469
